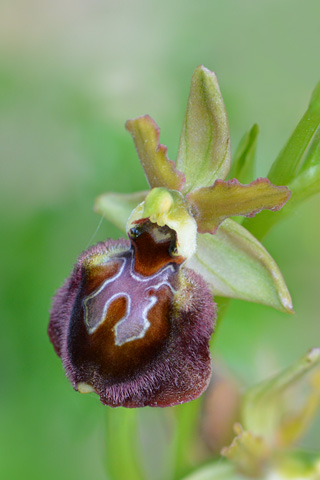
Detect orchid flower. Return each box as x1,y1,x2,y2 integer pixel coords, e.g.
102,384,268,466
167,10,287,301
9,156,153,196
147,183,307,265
48,66,292,408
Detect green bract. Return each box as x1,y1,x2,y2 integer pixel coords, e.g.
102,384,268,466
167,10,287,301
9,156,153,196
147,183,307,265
241,348,320,448
179,350,320,480
96,65,293,313
219,349,320,480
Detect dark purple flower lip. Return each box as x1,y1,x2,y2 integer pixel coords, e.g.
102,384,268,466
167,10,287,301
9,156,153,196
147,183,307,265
49,221,216,407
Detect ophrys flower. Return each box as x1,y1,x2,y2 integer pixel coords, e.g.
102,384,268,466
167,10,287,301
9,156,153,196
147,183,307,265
49,66,292,407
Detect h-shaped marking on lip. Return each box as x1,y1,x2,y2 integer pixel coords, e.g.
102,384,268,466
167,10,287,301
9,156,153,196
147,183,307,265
83,251,176,346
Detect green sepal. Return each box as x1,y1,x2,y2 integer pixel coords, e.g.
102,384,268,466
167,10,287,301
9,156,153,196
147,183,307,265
187,218,293,313
241,348,320,447
228,124,259,184
94,190,148,232
187,178,291,235
176,66,231,193
126,115,185,191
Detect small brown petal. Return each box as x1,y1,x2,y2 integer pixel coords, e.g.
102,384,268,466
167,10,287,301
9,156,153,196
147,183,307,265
126,115,185,191
187,177,291,234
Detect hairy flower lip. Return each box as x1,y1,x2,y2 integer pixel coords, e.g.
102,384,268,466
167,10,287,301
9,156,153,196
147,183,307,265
49,238,216,408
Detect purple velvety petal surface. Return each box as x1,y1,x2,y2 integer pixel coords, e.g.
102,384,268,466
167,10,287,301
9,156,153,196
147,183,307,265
48,238,216,408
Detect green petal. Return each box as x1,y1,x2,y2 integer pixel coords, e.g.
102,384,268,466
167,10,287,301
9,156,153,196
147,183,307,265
94,190,148,232
176,66,231,193
187,219,293,313
228,124,259,184
268,80,320,185
187,178,291,234
126,115,185,190
241,348,320,447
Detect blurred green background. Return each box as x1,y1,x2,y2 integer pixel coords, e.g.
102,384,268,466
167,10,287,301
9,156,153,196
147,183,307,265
1,1,319,479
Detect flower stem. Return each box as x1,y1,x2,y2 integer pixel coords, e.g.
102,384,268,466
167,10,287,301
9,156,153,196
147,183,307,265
105,407,145,480
170,398,203,480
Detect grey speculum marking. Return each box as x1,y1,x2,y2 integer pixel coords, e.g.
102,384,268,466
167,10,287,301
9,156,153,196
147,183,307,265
83,251,176,346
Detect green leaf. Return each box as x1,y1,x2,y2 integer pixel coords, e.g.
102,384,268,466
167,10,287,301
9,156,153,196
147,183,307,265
187,219,293,313
242,348,320,447
180,461,245,480
187,178,290,235
268,81,320,185
277,450,320,478
126,115,185,190
94,190,148,232
228,124,259,184
299,124,320,172
176,65,231,193
244,83,320,240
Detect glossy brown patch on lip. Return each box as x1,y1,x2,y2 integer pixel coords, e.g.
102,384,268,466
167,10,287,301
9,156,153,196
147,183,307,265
129,221,184,276
83,258,122,296
68,284,172,382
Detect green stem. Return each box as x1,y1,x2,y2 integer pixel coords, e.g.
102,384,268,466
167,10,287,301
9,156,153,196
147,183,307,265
170,397,203,480
105,407,145,480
